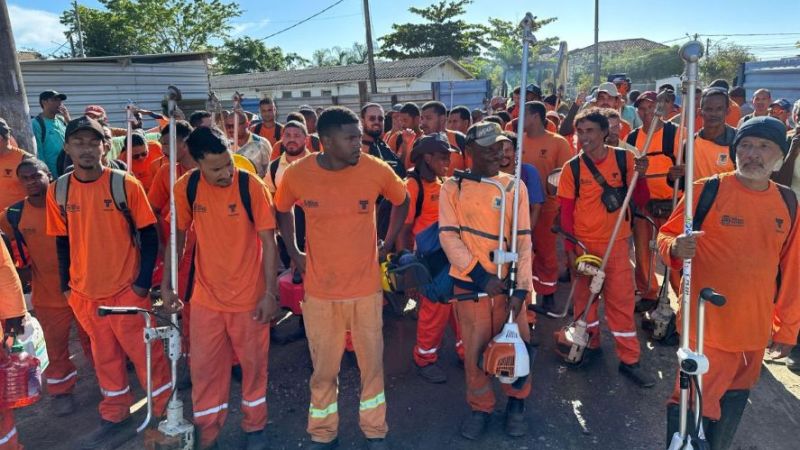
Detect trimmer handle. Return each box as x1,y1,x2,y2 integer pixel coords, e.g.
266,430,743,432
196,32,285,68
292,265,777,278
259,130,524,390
98,306,144,316
453,170,482,183
452,292,489,302
699,288,726,307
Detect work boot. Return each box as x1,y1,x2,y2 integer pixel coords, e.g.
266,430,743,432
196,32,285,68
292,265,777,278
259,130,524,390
460,411,491,440
619,362,655,388
365,438,390,449
52,393,76,417
707,390,750,450
635,298,658,313
786,345,800,373
416,362,447,384
504,397,527,437
79,418,132,449
245,429,269,450
531,294,554,315
308,438,339,449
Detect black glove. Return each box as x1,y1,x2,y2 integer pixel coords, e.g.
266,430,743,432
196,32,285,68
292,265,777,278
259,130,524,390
4,316,24,337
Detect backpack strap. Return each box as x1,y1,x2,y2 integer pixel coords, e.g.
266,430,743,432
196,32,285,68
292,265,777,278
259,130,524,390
626,128,639,147
569,156,581,198
581,153,611,189
410,171,425,220
35,115,46,145
187,170,201,211
109,169,138,247
453,131,466,153
692,176,720,231
777,184,798,230
254,122,263,137
6,200,27,266
268,159,280,189
614,148,628,189
54,173,71,225
311,134,321,152
238,170,254,223
275,123,284,142
661,122,677,159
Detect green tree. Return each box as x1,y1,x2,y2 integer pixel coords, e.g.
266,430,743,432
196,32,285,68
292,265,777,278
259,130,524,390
216,37,287,74
701,43,756,83
483,16,559,92
602,46,683,84
60,0,241,56
378,0,489,60
310,42,369,67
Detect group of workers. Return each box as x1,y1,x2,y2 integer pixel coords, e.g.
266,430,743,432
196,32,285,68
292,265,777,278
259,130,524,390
0,72,797,450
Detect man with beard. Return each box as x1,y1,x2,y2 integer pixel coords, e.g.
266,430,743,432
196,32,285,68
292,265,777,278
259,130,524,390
252,97,283,147
660,116,800,449
419,101,467,175
275,107,409,449
447,106,472,135
225,110,272,178
387,103,424,163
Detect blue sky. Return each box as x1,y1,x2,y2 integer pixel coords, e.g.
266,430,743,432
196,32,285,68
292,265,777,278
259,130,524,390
10,0,800,60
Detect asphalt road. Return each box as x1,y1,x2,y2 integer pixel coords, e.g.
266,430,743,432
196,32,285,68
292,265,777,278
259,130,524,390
13,281,800,449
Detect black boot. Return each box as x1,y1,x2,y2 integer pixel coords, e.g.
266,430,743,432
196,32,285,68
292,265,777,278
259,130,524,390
707,390,750,450
531,294,554,315
786,344,800,373
460,411,490,440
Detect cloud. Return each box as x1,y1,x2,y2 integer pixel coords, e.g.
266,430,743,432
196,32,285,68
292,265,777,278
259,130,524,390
8,4,68,53
230,19,272,37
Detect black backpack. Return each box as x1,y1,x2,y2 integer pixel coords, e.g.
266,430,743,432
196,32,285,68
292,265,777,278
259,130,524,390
408,170,427,221
6,200,28,266
253,122,283,143
626,122,677,160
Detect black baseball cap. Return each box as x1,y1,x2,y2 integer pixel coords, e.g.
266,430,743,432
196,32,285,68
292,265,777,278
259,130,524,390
65,116,104,140
409,133,455,162
39,90,67,102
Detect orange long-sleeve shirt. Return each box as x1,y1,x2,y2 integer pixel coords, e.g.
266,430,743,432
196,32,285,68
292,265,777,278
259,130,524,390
0,232,26,320
439,172,532,292
657,173,800,351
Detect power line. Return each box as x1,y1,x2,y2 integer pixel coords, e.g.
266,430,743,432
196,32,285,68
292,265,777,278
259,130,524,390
260,0,347,41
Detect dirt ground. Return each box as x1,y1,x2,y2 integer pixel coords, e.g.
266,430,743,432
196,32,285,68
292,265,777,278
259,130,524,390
12,279,800,450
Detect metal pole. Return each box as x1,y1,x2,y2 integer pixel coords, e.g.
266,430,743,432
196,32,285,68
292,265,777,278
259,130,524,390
677,39,704,443
167,86,180,407
125,102,134,172
232,92,241,151
363,0,378,94
73,1,86,57
0,0,36,155
593,0,600,85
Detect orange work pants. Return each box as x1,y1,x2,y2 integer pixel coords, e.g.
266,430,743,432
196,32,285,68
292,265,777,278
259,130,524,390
303,293,387,443
454,287,531,413
532,208,559,295
0,411,20,450
190,303,269,447
668,346,763,420
572,239,641,365
69,287,172,423
36,306,92,395
413,296,464,366
633,214,679,299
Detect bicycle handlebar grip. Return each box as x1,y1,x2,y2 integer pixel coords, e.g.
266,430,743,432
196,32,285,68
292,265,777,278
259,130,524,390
699,288,726,307
452,170,482,183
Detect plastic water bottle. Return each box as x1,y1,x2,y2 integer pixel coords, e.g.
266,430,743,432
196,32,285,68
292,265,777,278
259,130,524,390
0,339,42,409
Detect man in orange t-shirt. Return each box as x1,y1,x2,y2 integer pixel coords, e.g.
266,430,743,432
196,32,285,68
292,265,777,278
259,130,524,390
161,126,279,449
557,108,654,387
626,91,682,310
520,101,572,312
46,117,170,448
0,235,27,450
396,134,464,384
117,129,164,191
387,103,423,162
659,117,800,447
438,121,533,439
1,159,92,416
275,107,408,448
419,101,468,175
0,119,31,211
252,96,283,147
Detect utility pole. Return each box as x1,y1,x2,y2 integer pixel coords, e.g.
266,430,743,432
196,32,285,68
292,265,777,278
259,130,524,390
73,1,86,57
0,0,36,154
593,0,600,85
706,38,710,56
362,0,378,95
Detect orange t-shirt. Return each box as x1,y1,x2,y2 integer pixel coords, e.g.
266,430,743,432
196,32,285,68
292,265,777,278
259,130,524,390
521,131,573,212
506,118,557,133
726,100,741,127
405,176,441,237
0,147,29,211
174,169,276,312
119,141,165,191
254,122,283,147
274,154,407,299
0,236,25,320
444,130,469,176
658,173,800,351
558,149,635,243
0,200,63,308
693,135,735,181
45,169,156,298
632,125,681,200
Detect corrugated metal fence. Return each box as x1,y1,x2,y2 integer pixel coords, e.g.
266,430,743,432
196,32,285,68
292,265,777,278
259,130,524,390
20,57,211,127
742,58,800,104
